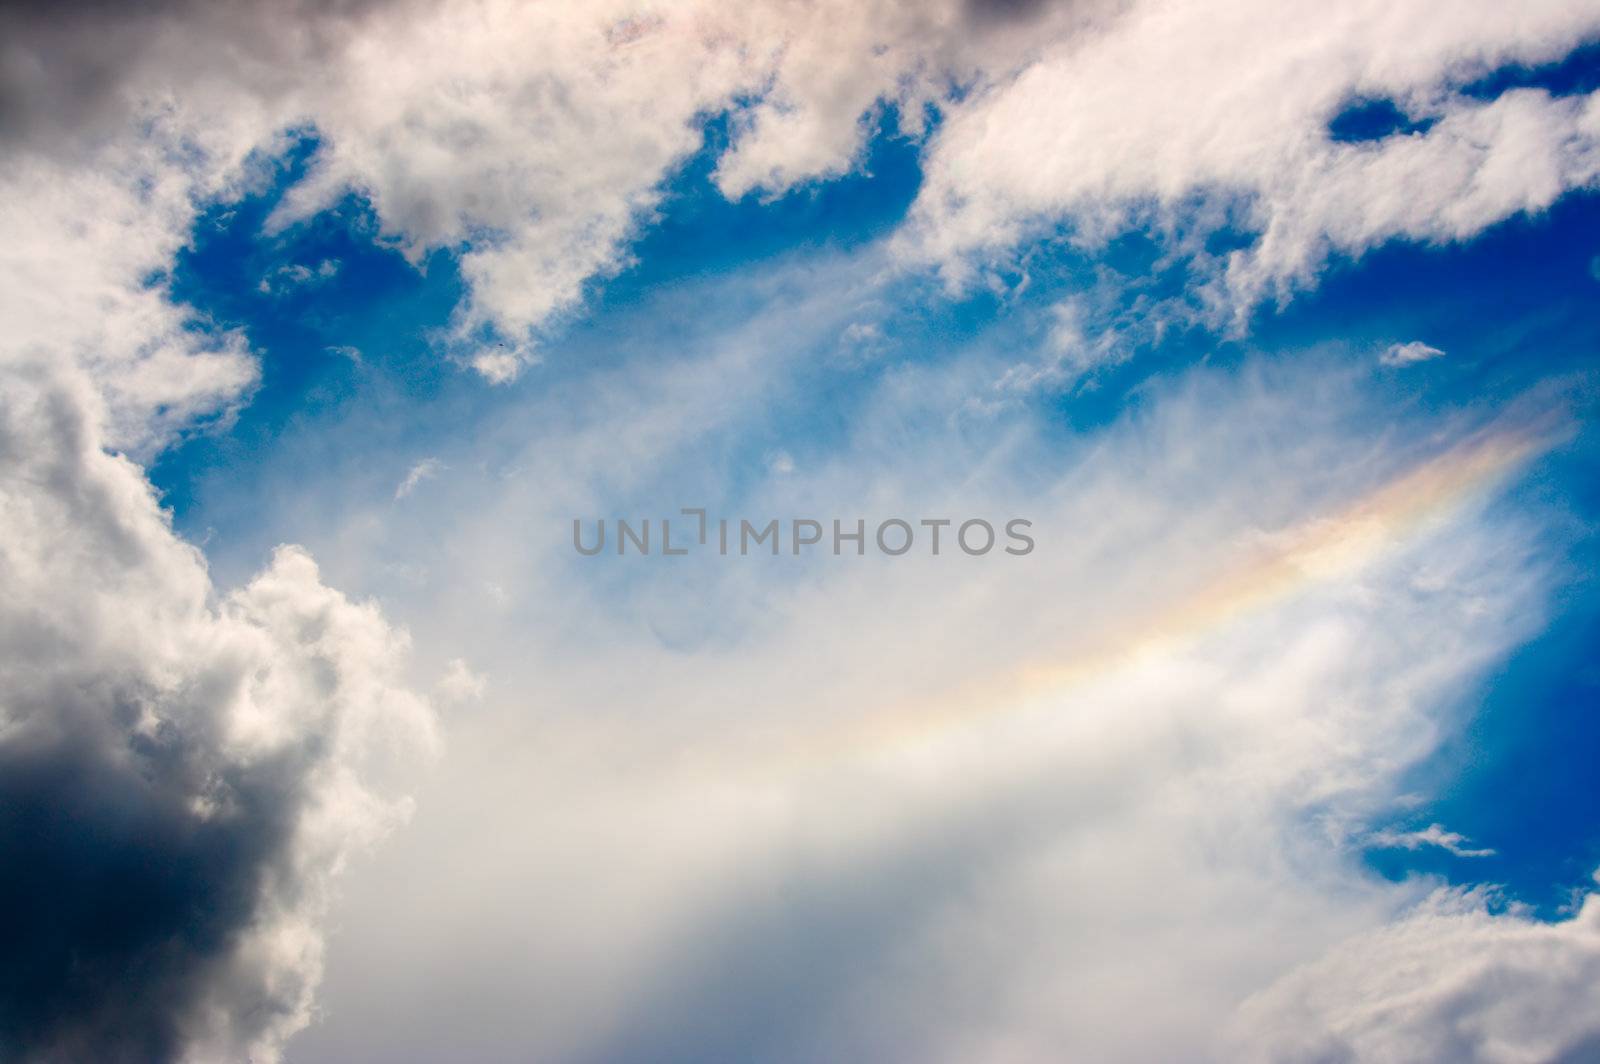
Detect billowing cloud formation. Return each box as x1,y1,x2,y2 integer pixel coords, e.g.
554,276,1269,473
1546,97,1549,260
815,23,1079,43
1234,887,1600,1063
901,1,1600,319
14,1,1596,379
0,360,436,1062
257,0,1098,373
0,90,440,1052
0,136,261,457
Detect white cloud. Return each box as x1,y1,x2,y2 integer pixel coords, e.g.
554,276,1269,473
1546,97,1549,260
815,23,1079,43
1369,823,1496,858
993,296,1127,395
9,0,1598,385
897,1,1600,322
706,0,1116,199
259,258,340,294
436,658,487,703
0,0,1133,384
0,131,262,457
1383,340,1448,366
261,2,767,376
394,457,443,500
1232,886,1600,1063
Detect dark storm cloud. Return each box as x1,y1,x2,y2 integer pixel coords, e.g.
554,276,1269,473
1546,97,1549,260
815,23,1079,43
0,0,407,153
0,708,301,1063
0,364,433,1063
0,370,284,1063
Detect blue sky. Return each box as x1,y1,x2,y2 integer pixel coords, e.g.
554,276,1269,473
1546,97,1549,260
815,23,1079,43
155,52,1600,921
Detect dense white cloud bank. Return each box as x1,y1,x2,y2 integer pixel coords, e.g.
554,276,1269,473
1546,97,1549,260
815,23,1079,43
901,0,1600,321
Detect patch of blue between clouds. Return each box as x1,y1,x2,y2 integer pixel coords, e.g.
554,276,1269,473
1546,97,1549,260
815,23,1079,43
1331,38,1600,145
1252,186,1600,915
595,106,926,304
1327,98,1437,143
149,109,930,567
1459,37,1600,101
151,133,470,537
1326,37,1600,144
150,77,1600,915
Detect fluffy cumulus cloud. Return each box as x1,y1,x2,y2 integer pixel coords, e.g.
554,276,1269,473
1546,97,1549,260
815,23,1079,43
0,360,436,1062
256,0,1108,374
899,0,1600,321
1233,887,1600,1063
0,46,439,1052
393,457,443,501
9,0,1599,377
0,133,260,458
1,76,437,1061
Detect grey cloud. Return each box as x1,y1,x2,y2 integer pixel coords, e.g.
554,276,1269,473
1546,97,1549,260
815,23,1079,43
0,362,435,1063
0,718,296,1062
0,0,407,155
963,0,1064,26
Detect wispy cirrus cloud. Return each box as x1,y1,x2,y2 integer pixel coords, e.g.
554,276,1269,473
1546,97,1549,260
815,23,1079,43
394,457,443,501
1369,823,1497,858
266,252,1582,1061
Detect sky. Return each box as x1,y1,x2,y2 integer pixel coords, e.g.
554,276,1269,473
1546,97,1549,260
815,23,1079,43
3,2,1600,1062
